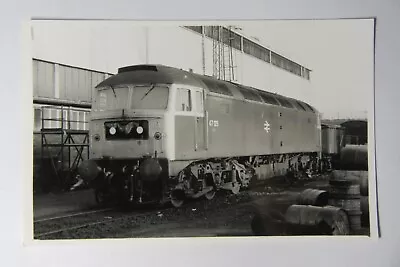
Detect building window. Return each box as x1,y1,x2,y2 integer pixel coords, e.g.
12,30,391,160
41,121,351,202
271,52,285,69
34,108,42,132
83,112,89,130
260,47,270,62
204,26,242,51
204,26,220,41
71,111,78,130
271,52,303,77
222,28,242,50
176,88,192,111
184,26,203,34
202,26,310,81
243,38,270,63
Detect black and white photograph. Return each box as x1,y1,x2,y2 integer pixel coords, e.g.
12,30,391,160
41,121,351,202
29,19,377,240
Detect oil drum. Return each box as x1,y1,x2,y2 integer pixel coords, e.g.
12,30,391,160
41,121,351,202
331,170,360,183
360,174,369,196
361,196,370,227
331,170,369,196
296,189,329,206
284,205,350,235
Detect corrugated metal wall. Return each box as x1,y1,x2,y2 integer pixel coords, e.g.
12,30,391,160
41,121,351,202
32,58,113,104
32,58,113,132
33,60,56,98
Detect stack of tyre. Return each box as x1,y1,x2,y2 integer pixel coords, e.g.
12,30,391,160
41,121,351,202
359,172,369,227
328,170,369,232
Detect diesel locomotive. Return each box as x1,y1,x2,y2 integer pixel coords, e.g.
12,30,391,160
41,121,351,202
77,64,332,208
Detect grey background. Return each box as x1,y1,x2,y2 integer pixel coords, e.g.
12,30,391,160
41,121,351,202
1,0,399,266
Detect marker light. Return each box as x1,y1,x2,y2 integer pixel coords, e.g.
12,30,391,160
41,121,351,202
154,132,162,140
109,127,116,135
136,126,144,134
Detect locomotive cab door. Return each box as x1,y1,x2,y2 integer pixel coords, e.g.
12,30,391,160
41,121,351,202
174,86,207,159
193,88,206,152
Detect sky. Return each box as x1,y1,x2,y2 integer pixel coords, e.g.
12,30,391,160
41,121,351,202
234,19,375,119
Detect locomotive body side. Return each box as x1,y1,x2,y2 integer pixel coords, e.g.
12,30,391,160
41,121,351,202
202,92,320,158
168,76,324,207
168,83,321,179
170,77,320,164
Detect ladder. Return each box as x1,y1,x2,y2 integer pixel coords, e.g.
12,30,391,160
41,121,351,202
223,29,236,82
212,26,222,79
212,26,237,82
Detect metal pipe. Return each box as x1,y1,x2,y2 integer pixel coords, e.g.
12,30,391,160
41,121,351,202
194,118,198,151
129,174,134,202
145,27,149,64
33,97,91,109
202,27,206,75
205,111,209,150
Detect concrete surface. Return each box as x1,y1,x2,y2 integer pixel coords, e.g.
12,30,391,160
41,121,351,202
33,189,98,221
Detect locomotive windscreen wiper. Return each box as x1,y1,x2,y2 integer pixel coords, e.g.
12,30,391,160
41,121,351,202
140,84,155,101
109,85,117,98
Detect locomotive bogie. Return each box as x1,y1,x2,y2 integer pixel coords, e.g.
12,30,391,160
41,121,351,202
168,152,322,207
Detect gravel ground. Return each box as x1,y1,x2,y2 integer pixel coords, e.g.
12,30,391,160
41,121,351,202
34,174,371,240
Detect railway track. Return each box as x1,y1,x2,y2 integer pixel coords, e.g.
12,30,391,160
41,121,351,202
34,207,114,223
33,178,326,239
33,204,175,239
33,195,280,239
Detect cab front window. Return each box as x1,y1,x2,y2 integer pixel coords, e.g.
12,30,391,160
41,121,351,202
131,85,169,110
93,85,169,111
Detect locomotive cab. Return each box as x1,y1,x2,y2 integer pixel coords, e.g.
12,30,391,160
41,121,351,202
77,65,207,206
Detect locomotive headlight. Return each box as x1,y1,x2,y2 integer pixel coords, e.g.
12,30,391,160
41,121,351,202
154,132,162,140
136,126,144,134
109,126,116,135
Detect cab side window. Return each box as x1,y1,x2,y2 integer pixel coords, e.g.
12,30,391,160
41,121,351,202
176,88,192,111
194,91,204,113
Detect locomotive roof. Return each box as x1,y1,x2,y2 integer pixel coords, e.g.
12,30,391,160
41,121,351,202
96,64,317,113
96,64,206,89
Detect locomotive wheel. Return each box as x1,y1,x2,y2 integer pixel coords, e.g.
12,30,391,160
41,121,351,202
171,198,184,208
170,190,185,208
205,190,216,200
